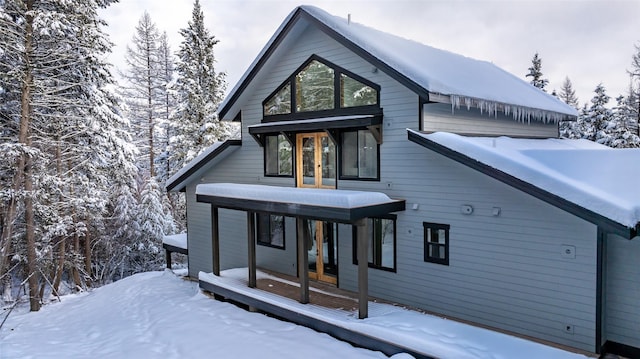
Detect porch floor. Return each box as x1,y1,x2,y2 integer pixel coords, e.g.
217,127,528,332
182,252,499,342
198,268,592,359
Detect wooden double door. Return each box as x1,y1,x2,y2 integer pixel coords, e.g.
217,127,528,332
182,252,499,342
296,132,338,284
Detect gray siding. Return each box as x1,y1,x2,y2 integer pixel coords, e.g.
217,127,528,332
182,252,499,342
605,233,640,348
183,24,600,353
423,102,559,138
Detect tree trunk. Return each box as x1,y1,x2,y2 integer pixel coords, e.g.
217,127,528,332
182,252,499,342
20,0,40,312
24,155,40,311
71,231,82,290
52,237,66,296
84,232,92,286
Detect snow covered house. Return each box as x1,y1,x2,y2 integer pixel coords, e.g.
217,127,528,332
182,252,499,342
166,5,640,357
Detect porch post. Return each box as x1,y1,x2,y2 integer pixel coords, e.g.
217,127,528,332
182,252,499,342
211,206,220,276
296,218,309,304
356,218,369,319
247,211,256,288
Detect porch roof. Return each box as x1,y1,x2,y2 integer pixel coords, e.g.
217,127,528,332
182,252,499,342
247,113,383,146
195,183,405,224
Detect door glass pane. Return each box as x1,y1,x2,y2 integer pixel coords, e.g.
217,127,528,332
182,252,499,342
302,137,315,185
321,136,336,187
322,222,337,277
306,220,317,272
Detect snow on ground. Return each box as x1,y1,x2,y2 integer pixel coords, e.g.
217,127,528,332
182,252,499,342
0,271,387,359
0,270,590,359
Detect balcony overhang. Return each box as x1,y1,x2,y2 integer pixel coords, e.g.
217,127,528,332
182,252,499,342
247,114,383,146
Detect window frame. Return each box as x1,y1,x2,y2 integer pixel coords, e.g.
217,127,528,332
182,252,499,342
261,54,381,121
352,215,397,272
339,129,380,181
256,213,286,250
423,222,450,265
263,134,294,178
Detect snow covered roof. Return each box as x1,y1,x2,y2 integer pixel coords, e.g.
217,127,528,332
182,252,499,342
408,129,640,236
196,183,405,223
165,140,241,192
162,233,187,250
219,5,577,123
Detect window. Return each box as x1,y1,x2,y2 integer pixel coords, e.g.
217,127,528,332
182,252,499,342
340,74,377,108
295,60,334,112
423,222,449,265
353,217,396,271
264,83,291,115
341,130,378,180
262,55,379,118
257,214,285,249
265,134,292,176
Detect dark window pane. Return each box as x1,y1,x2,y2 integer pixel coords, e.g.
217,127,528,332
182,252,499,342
341,131,358,177
424,222,449,265
364,218,395,271
257,214,285,249
341,74,377,107
296,60,334,112
265,136,278,175
265,135,292,176
358,130,377,179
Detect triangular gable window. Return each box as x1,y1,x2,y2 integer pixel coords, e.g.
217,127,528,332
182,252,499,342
263,55,380,119
264,83,291,115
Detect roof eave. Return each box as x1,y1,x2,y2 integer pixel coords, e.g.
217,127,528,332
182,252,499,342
218,6,431,121
165,140,242,192
407,129,635,239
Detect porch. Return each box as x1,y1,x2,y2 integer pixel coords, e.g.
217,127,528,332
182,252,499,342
198,268,591,359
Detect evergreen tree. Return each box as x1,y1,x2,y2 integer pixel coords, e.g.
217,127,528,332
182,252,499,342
600,94,640,148
629,42,640,131
582,83,612,142
122,12,163,179
525,52,549,92
558,76,579,109
0,0,134,310
170,0,232,170
155,31,176,186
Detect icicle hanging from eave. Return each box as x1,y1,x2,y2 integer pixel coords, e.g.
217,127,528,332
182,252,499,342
444,94,568,124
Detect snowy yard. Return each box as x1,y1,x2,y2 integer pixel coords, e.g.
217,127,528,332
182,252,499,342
0,270,590,359
0,270,390,359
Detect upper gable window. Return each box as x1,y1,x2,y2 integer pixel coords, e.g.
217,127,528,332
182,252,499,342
340,74,377,108
263,55,379,118
296,60,334,112
264,83,291,115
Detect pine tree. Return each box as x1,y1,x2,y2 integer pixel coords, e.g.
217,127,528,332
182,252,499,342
558,77,579,109
0,0,133,309
122,12,163,179
526,52,549,92
155,31,176,186
600,95,640,148
170,0,232,170
581,83,612,142
628,42,640,132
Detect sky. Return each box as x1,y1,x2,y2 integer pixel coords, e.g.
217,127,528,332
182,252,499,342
1,269,589,358
100,0,640,107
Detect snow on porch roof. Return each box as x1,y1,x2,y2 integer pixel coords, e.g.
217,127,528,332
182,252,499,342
218,5,577,122
408,129,640,237
196,183,406,224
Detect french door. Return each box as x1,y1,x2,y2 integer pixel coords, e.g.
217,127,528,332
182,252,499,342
296,132,337,284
